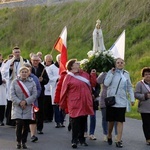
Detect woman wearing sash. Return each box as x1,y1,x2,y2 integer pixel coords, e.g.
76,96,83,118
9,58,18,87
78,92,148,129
10,66,37,149
60,59,96,148
134,67,150,146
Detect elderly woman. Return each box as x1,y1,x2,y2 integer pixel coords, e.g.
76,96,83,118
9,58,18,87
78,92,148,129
10,66,37,149
104,58,135,148
60,59,96,149
134,67,150,146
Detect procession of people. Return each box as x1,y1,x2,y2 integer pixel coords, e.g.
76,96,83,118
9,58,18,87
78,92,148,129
0,20,149,149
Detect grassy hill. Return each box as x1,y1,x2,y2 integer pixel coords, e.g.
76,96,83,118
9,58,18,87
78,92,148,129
0,0,149,118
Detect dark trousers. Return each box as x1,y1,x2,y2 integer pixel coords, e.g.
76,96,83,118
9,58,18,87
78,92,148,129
54,105,65,124
43,95,53,121
5,101,15,126
71,116,87,144
0,105,5,122
36,97,44,131
16,119,30,144
141,113,150,140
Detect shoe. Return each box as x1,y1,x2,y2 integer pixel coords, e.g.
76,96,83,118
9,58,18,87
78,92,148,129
89,134,97,140
0,122,4,126
60,123,65,127
22,143,27,149
146,140,150,145
55,123,60,128
44,120,49,123
16,143,21,149
116,141,123,148
103,135,107,142
37,130,43,134
80,142,88,146
108,138,113,145
146,142,150,145
31,135,38,142
84,132,88,138
72,143,77,148
68,123,71,131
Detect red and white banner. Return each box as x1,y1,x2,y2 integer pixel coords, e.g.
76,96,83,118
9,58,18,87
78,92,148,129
54,26,68,74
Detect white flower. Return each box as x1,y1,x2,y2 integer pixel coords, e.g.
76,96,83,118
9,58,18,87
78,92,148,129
95,52,100,58
102,50,108,56
87,51,95,58
80,59,89,65
107,50,113,56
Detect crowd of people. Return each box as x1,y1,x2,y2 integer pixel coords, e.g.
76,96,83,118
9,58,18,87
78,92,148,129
0,47,150,149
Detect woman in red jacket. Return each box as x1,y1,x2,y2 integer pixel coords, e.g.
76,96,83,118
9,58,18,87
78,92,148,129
60,59,96,148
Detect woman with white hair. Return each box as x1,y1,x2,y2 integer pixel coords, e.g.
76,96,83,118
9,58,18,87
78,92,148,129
10,66,37,149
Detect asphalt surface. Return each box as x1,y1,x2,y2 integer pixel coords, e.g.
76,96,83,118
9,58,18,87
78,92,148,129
0,0,86,9
0,111,149,150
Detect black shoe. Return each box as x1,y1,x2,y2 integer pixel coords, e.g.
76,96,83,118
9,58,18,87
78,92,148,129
0,122,4,126
16,144,21,149
68,123,71,131
37,130,43,134
31,135,38,142
44,120,49,123
116,141,123,148
146,142,150,146
60,123,65,127
80,142,88,146
55,123,60,128
108,138,113,145
22,143,27,149
72,143,77,148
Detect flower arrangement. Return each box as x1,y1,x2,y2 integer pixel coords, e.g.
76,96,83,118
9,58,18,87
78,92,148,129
80,50,115,73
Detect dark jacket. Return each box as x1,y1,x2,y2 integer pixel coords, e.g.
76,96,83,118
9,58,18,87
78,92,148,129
31,63,49,97
92,83,100,110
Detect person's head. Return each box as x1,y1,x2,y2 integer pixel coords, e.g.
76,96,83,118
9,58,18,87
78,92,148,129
115,58,125,70
8,54,13,60
31,54,40,67
37,52,42,60
19,66,30,80
95,19,101,29
29,53,35,59
23,63,32,75
44,54,53,66
12,46,21,59
56,54,61,64
66,59,80,73
141,67,150,82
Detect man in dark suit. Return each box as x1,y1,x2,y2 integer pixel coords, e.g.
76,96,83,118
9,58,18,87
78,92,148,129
30,54,49,134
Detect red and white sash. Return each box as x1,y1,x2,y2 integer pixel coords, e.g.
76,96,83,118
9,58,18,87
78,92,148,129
141,80,150,92
17,80,39,120
68,72,91,87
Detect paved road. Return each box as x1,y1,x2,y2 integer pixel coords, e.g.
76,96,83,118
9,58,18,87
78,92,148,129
0,111,149,150
0,0,86,9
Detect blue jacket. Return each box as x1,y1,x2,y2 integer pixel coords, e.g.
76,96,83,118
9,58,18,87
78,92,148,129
104,69,135,108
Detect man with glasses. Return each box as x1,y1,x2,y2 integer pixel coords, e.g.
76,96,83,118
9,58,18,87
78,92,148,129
30,54,49,134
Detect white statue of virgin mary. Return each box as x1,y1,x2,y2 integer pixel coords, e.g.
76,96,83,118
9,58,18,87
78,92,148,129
92,19,106,52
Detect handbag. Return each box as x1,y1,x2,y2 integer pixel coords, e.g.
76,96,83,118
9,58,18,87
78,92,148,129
105,96,116,107
105,78,122,107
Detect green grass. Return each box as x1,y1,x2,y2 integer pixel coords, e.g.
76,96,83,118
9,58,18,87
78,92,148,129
0,0,150,119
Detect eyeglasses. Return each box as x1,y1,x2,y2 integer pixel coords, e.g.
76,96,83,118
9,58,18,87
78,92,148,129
14,51,20,53
116,62,124,64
